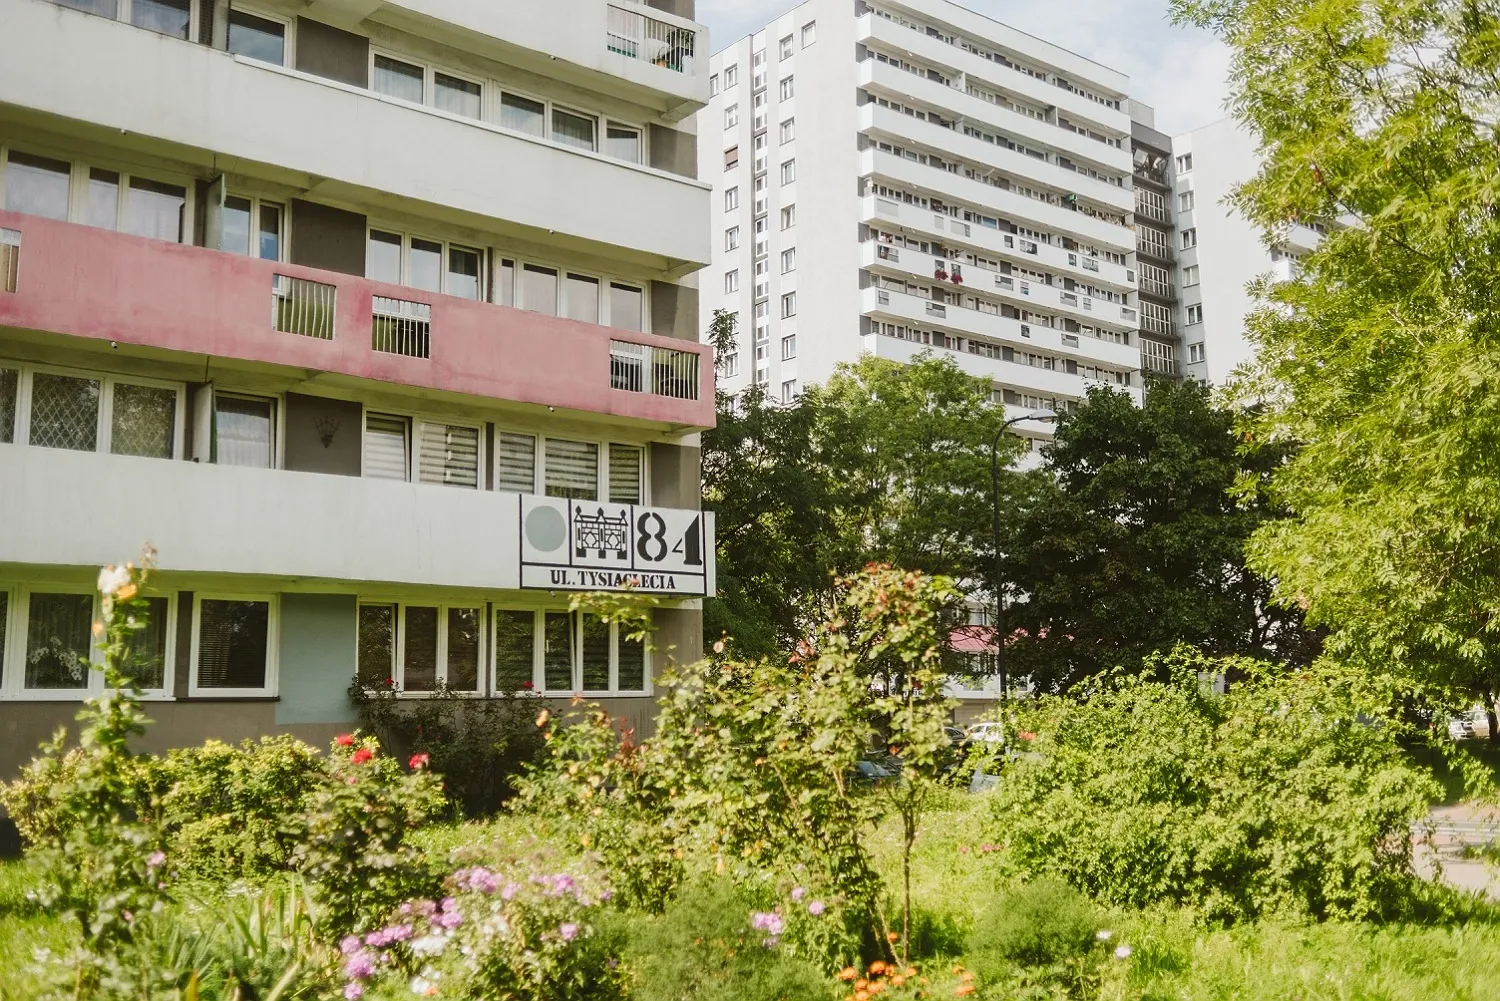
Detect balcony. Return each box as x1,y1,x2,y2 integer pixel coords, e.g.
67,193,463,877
860,195,1135,292
0,211,714,430
862,150,1133,253
0,445,716,596
0,0,711,268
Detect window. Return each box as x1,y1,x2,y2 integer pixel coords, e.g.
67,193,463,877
0,368,16,444
725,270,739,293
608,443,644,504
516,609,648,695
781,380,797,403
781,291,796,318
1188,342,1205,364
781,334,796,360
558,273,598,324
500,92,546,136
22,589,94,692
780,159,796,184
1181,228,1198,249
222,195,282,261
552,108,597,152
724,146,740,171
1176,153,1193,173
367,230,481,299
227,9,285,65
780,119,795,144
779,76,794,100
192,596,275,697
721,352,740,378
1183,264,1200,286
709,73,719,96
608,283,644,332
1186,303,1204,324
495,431,537,492
357,602,481,693
215,394,275,468
10,367,179,459
4,151,70,221
428,72,480,120
522,264,558,315
802,21,816,47
1179,190,1195,211
124,177,186,243
364,412,410,480
780,248,796,273
545,438,599,500
132,0,191,37
780,35,793,59
725,103,739,129
725,226,740,251
725,187,739,212
373,54,424,103
418,421,480,489
723,64,738,89
781,205,795,230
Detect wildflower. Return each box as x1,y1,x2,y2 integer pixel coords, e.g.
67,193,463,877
1019,731,1038,741
536,708,551,727
750,912,785,936
808,900,826,916
870,961,887,975
343,984,365,1000
410,935,447,958
434,910,464,930
837,967,858,981
351,748,374,765
1096,929,1113,942
501,882,520,900
343,951,376,980
146,851,166,870
559,922,579,942
1114,944,1133,960
340,935,363,955
97,565,131,598
336,734,355,747
385,677,396,688
409,753,430,770
521,680,534,689
791,886,806,902
409,977,433,996
954,986,975,997
887,931,899,943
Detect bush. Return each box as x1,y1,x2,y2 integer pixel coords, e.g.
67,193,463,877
989,649,1443,923
351,680,547,818
968,880,1098,968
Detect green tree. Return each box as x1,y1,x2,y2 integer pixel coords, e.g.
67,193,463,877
1006,380,1317,691
1172,0,1500,736
702,345,1032,656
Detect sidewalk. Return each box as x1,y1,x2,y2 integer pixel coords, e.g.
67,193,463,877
1415,804,1500,900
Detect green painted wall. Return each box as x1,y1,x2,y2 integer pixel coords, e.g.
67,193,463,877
275,593,358,725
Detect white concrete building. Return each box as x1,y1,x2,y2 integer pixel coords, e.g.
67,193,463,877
698,0,1144,448
0,0,715,780
1172,117,1322,384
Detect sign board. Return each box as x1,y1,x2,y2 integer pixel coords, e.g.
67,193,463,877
519,496,714,596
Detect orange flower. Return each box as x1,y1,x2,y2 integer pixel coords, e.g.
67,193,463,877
961,971,974,983
855,992,869,1001
536,709,551,727
951,965,965,975
869,961,887,975
954,986,975,997
887,931,900,943
890,976,906,987
904,967,917,977
837,967,858,982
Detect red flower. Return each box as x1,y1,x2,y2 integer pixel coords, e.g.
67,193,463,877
409,753,430,770
521,681,534,690
1018,731,1038,741
384,677,396,688
351,748,374,765
335,734,355,747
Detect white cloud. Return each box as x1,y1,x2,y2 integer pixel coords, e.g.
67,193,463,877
696,0,1232,135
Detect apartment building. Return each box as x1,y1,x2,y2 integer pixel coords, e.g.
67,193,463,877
0,0,714,778
1129,103,1181,381
699,0,1144,448
1173,117,1321,384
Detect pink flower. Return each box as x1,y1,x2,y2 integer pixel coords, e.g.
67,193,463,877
146,851,166,870
343,984,364,1000
336,734,355,747
808,900,826,916
790,887,806,902
351,748,374,765
559,922,579,942
409,753,430,770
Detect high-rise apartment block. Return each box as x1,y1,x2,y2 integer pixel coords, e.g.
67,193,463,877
1129,103,1181,381
700,0,1144,447
0,0,715,776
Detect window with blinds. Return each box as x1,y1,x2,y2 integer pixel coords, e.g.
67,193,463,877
544,438,599,500
418,422,479,489
495,432,537,493
364,413,410,480
494,610,535,691
608,444,644,504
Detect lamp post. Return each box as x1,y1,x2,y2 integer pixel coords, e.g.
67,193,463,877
990,410,1056,707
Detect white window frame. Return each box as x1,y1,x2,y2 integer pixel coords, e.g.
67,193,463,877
222,190,286,262
7,362,186,460
726,226,740,251
0,144,196,244
725,186,739,212
57,0,200,40
1183,264,1200,287
725,103,739,129
781,291,796,318
369,49,485,122
365,225,486,300
725,269,739,293
1188,342,1206,364
490,253,645,329
1181,228,1197,249
0,584,177,701
781,204,795,230
225,4,294,67
709,73,719,95
779,76,794,100
1186,303,1204,324
781,334,797,360
780,159,796,184
357,599,487,696
189,592,279,699
780,118,795,144
780,247,796,273
516,608,651,697
802,21,816,47
723,64,738,89
212,389,281,469
489,430,648,504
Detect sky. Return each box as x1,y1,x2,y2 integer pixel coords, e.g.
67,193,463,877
696,0,1233,136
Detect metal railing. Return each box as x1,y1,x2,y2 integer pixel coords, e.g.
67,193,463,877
607,4,697,75
272,274,336,340
0,228,18,293
610,340,701,401
372,296,431,359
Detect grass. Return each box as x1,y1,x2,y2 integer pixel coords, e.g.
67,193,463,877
0,856,73,1001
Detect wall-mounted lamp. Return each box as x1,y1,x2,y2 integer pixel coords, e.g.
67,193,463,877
314,414,340,448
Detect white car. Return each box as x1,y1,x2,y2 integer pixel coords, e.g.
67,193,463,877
967,722,1006,744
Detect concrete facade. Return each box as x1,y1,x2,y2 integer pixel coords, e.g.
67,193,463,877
0,0,713,783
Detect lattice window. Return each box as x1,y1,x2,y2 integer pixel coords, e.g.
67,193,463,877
110,383,175,459
29,372,100,451
0,368,16,444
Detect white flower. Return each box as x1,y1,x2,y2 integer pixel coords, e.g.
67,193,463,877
410,935,448,958
1114,944,1133,960
97,565,131,598
1096,930,1112,941
409,977,432,995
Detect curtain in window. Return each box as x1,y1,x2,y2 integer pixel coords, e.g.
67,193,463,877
564,274,599,324
494,610,535,692
0,368,16,444
4,152,71,220
357,604,396,689
196,599,269,689
447,608,480,691
608,444,643,504
111,383,175,459
618,629,646,692
215,396,274,468
545,439,598,500
373,55,424,103
495,432,536,493
364,414,410,481
125,178,185,243
29,373,100,452
552,109,597,152
435,73,481,119
25,592,92,690
581,616,610,691
418,423,479,489
543,612,573,691
121,596,168,690
500,93,545,136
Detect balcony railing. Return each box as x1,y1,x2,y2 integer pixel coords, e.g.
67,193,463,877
607,3,697,75
272,274,336,340
610,340,701,401
0,228,17,294
372,297,433,359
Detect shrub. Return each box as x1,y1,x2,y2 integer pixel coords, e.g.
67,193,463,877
968,880,1098,968
989,648,1443,923
351,680,547,818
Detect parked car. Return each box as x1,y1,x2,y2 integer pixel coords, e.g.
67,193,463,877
967,722,1006,745
851,759,897,785
1449,708,1492,741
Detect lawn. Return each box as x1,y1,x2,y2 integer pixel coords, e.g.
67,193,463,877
6,790,1500,1000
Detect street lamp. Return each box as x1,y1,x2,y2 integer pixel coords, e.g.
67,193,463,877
990,410,1056,707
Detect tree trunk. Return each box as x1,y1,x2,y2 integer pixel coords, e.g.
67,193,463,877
1485,689,1499,746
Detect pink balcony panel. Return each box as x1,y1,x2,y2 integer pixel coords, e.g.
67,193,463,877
0,211,714,429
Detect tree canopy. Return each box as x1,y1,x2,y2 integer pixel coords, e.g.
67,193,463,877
1171,0,1500,729
1005,380,1317,691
